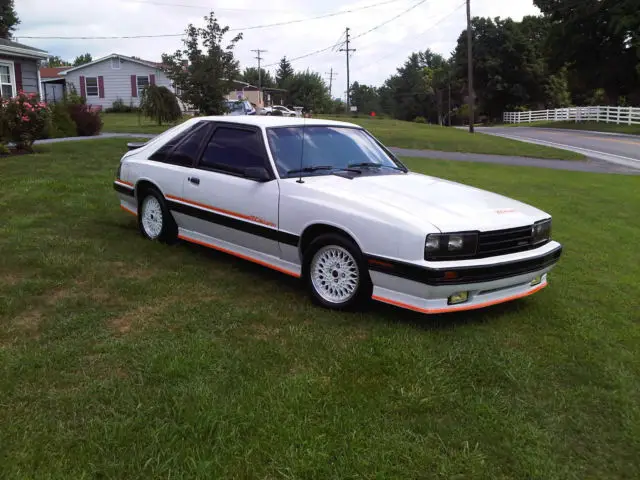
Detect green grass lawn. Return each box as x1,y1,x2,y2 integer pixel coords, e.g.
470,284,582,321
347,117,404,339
101,112,187,134
322,116,585,160
2,139,639,478
102,112,584,160
506,120,640,136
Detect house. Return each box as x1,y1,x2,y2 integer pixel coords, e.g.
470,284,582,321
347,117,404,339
58,53,175,110
226,81,288,108
0,38,48,99
40,66,67,103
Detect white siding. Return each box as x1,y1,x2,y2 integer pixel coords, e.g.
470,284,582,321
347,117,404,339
63,57,174,109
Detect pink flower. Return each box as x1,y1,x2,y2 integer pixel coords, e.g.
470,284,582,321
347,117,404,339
21,115,30,122
29,93,36,98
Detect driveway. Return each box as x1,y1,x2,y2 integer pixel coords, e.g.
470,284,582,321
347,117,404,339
477,126,640,170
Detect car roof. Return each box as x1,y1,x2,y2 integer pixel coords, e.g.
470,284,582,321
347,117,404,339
190,115,362,129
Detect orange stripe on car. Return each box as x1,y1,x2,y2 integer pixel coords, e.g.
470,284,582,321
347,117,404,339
120,205,137,216
167,194,277,228
178,234,300,278
116,179,134,187
372,282,547,314
368,259,394,268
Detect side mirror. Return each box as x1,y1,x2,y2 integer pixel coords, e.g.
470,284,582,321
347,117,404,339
244,166,271,182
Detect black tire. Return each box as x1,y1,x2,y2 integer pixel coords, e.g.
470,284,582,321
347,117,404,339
302,233,373,311
137,188,178,244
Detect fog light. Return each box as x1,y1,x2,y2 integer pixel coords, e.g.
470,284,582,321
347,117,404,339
530,275,542,286
448,291,469,305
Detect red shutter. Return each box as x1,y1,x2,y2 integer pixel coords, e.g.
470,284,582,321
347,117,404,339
15,63,23,93
98,76,105,98
79,75,86,98
131,75,137,97
149,74,156,86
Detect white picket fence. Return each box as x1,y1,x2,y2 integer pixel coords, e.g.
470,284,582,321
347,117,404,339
503,106,640,125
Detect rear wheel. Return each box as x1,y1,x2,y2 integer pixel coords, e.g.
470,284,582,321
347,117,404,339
303,234,372,310
137,188,178,244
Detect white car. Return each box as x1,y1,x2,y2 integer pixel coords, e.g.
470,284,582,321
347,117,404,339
114,117,562,314
262,105,299,117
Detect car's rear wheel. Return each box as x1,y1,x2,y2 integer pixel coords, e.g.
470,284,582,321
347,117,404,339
138,189,178,244
303,234,372,310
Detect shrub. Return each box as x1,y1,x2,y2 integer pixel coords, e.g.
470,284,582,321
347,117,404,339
0,143,10,155
413,116,426,123
0,91,51,151
105,97,139,113
49,102,77,138
68,104,103,136
139,85,182,125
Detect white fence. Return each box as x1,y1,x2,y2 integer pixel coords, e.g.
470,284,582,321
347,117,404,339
503,106,640,125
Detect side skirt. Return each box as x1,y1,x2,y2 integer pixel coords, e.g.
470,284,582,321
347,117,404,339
178,228,302,278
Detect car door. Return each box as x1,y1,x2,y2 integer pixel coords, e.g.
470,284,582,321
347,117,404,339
180,123,281,257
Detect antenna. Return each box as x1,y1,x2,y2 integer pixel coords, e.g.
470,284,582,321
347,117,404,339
296,115,307,184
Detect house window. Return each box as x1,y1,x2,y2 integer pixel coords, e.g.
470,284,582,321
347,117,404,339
0,62,15,98
137,75,149,97
85,77,99,96
111,57,121,69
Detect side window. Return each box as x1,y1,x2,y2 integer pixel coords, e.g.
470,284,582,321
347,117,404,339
199,127,268,175
149,122,210,166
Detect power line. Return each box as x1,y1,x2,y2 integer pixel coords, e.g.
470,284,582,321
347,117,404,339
251,49,267,105
20,0,405,40
340,28,356,112
263,0,428,68
325,68,338,98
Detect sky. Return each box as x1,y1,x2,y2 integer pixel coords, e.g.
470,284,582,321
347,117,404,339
16,0,540,97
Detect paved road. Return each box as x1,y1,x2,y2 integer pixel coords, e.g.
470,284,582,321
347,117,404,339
477,127,640,170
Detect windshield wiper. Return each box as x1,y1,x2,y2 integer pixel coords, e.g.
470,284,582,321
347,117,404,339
348,162,403,171
288,165,362,176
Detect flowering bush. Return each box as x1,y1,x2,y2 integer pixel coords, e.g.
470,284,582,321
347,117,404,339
0,91,51,151
67,103,103,136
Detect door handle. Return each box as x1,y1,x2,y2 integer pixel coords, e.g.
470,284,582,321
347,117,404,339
188,177,200,185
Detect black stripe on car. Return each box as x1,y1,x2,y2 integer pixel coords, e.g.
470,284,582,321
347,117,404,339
113,181,135,197
366,245,562,286
166,200,299,247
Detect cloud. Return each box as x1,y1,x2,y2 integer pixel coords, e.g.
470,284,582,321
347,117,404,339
16,0,540,94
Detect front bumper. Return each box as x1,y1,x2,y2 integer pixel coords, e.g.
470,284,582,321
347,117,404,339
368,242,562,314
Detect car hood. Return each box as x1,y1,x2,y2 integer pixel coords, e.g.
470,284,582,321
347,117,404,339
299,172,550,232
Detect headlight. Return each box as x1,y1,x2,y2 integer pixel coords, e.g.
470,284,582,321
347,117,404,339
425,232,478,260
532,219,552,245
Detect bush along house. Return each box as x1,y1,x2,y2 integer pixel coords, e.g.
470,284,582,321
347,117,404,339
0,38,48,99
57,53,178,111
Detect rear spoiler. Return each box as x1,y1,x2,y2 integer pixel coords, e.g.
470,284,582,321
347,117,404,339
127,142,147,151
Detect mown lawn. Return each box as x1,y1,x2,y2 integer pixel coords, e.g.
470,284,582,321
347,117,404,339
321,115,585,160
101,112,187,134
512,120,640,136
102,112,584,160
1,139,639,479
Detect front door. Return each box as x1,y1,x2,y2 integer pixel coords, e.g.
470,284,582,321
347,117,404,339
180,124,281,257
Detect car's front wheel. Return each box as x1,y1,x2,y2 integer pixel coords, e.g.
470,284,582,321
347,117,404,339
138,189,178,244
303,234,372,310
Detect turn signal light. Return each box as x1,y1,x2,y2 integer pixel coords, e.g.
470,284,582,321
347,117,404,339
530,275,543,286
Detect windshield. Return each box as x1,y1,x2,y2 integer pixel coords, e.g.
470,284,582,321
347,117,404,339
266,126,402,178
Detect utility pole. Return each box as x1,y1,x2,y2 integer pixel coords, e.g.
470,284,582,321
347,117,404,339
466,0,475,133
325,67,338,98
339,28,356,113
251,49,267,106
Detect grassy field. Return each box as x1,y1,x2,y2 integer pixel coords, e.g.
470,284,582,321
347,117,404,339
2,139,639,478
505,120,640,136
321,116,585,160
101,112,186,134
101,112,584,160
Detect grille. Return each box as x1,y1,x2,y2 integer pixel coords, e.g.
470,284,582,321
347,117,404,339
477,224,544,258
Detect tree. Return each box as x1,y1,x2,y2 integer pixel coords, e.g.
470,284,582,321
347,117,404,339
285,71,331,112
46,56,70,67
241,67,274,88
350,82,380,114
162,12,242,115
0,0,20,39
73,53,93,66
276,57,294,88
139,85,182,125
544,66,572,108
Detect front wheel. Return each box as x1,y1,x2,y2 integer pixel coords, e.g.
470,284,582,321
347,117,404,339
303,234,372,310
138,189,178,244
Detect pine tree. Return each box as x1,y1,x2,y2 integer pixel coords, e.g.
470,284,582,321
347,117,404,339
0,0,20,39
276,57,294,88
